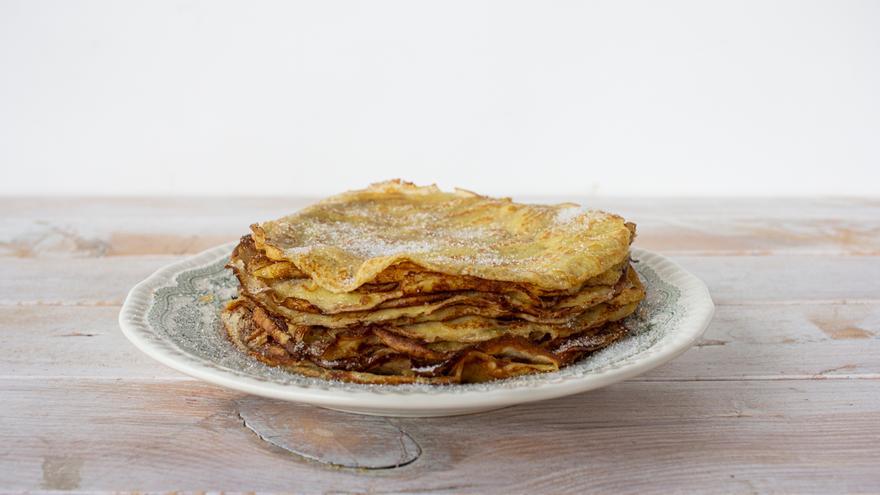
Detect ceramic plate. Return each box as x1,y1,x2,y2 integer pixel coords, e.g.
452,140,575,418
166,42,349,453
119,243,714,417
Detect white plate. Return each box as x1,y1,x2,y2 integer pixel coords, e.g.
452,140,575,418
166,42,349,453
119,243,714,417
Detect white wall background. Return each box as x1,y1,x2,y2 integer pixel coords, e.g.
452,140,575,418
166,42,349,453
1,0,878,197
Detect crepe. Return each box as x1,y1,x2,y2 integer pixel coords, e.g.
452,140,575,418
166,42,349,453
222,180,645,384
223,300,631,384
229,236,635,327
252,180,634,292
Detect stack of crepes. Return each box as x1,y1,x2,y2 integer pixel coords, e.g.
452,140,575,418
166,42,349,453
222,180,645,384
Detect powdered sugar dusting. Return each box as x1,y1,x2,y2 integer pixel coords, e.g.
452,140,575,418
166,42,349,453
553,332,607,354
411,362,443,373
258,188,631,292
554,206,582,224
286,246,313,256
283,219,454,258
280,216,521,269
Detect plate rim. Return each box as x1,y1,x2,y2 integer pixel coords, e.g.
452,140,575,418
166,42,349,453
119,242,714,413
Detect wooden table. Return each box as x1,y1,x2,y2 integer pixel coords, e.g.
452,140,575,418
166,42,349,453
2,197,878,493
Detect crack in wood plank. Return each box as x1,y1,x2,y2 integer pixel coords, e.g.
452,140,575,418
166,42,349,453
814,364,859,377
236,399,422,469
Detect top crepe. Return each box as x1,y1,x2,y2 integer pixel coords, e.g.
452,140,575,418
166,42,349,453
252,180,634,293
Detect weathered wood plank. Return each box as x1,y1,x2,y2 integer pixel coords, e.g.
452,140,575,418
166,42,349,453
0,256,180,306
1,304,877,381
0,306,167,379
678,255,880,304
2,198,880,257
0,379,877,493
2,255,877,306
646,302,880,381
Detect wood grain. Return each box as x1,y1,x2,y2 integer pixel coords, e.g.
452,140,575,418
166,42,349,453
1,197,879,493
0,379,877,493
0,256,179,306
